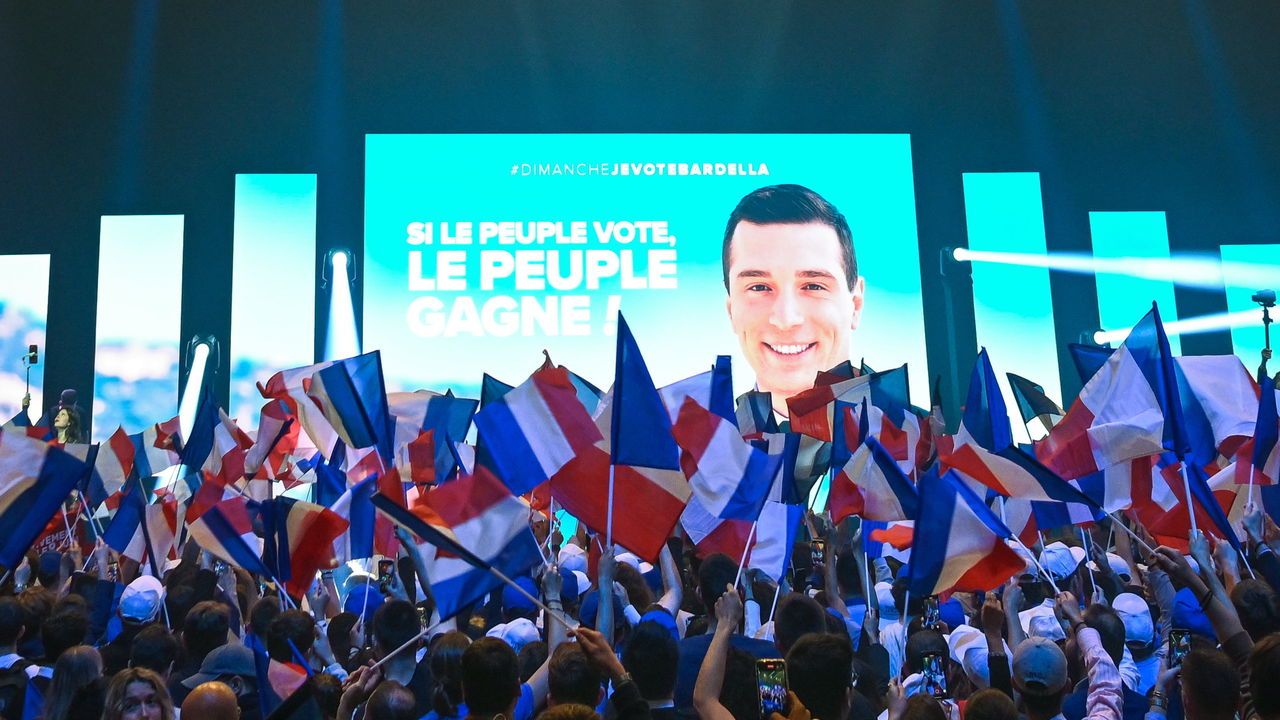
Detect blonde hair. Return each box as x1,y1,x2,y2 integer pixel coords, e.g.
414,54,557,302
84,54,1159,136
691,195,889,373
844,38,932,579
103,667,175,720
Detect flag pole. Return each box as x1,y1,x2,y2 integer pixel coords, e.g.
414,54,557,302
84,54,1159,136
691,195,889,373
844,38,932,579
368,617,447,673
732,521,759,590
765,581,782,626
487,564,573,631
1080,528,1098,599
1180,464,1199,535
1106,512,1157,557
605,465,616,550
1011,536,1061,595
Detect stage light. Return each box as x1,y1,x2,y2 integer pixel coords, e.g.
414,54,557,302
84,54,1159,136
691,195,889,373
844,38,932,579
325,248,360,360
948,249,1274,292
1092,308,1262,346
178,337,213,440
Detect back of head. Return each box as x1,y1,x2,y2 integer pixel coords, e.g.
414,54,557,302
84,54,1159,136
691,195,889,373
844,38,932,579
621,620,678,701
1012,637,1068,719
183,601,231,662
697,554,738,618
774,593,827,656
42,607,90,663
366,680,417,720
536,703,603,720
1232,579,1280,642
835,551,862,598
719,647,760,720
904,630,947,676
431,631,472,715
45,646,102,720
787,633,855,720
1082,605,1126,666
266,609,316,662
614,562,655,612
902,695,946,720
180,681,240,720
1252,634,1280,720
130,625,179,676
247,596,281,638
373,599,420,657
462,637,521,716
965,688,1019,720
1182,648,1240,720
0,596,23,645
519,641,549,683
549,643,603,707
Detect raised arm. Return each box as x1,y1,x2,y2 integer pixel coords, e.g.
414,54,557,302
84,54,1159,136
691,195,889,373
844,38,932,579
693,584,742,720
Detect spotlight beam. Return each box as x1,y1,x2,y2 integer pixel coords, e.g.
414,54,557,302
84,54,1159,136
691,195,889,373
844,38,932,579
325,249,360,360
951,248,1274,293
1092,308,1262,345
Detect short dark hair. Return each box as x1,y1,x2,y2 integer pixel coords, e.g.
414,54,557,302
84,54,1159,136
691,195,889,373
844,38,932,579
183,601,230,662
1232,580,1280,642
834,551,862,598
248,596,280,638
720,647,760,720
621,620,678,701
130,625,179,675
1082,605,1126,667
42,608,89,662
266,609,315,662
904,630,946,676
549,643,602,707
372,600,420,656
518,641,548,684
1181,649,1239,720
365,680,417,720
965,688,1019,720
462,637,521,716
0,597,24,645
774,594,827,656
431,631,472,716
787,633,855,720
697,553,738,617
1250,635,1280,720
722,184,857,292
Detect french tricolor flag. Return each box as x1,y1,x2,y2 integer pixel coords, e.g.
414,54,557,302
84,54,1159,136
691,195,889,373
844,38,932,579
1249,375,1280,486
305,351,395,463
670,396,780,521
474,357,604,496
372,467,543,620
862,520,913,563
830,433,919,524
679,469,803,582
93,427,136,501
187,495,270,576
1038,305,1180,480
908,468,1025,597
329,473,378,563
941,443,1099,506
0,430,89,568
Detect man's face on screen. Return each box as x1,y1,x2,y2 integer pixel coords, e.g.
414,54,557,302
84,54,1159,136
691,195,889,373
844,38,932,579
725,221,864,409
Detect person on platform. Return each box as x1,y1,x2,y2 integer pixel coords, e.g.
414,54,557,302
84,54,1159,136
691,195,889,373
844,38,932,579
722,184,866,418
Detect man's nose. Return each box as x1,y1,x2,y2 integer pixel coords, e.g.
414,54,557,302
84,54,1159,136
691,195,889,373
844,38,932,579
769,289,804,330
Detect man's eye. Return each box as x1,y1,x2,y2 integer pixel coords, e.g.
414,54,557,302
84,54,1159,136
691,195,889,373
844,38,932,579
747,283,771,292
802,283,827,291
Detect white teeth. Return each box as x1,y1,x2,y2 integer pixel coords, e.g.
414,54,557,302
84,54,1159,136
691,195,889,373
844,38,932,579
769,343,811,355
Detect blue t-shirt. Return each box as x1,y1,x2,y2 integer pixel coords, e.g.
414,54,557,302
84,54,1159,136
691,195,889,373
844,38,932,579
421,683,534,720
674,633,780,712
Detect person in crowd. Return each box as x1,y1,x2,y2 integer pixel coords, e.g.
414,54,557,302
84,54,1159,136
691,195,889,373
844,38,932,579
177,643,260,720
621,620,679,720
41,645,101,720
103,667,176,720
1011,592,1122,720
129,624,179,679
425,631,472,720
180,681,241,720
102,576,167,676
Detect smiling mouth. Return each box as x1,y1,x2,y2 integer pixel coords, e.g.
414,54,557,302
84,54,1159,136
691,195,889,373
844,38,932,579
765,342,816,357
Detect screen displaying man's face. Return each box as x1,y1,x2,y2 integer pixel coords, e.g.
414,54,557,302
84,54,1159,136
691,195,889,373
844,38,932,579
725,221,865,412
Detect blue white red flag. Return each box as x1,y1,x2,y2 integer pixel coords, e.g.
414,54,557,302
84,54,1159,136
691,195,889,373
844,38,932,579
187,494,270,576
328,473,378,563
1251,375,1280,485
474,356,603,496
0,430,88,568
862,519,913,563
670,396,780,521
371,467,543,620
305,351,395,464
907,468,1025,597
610,314,680,471
262,498,349,598
956,349,1014,452
941,442,1098,506
829,406,919,524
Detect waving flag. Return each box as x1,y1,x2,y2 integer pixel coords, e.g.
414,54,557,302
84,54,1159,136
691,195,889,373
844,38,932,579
942,443,1099,506
610,314,680,471
957,349,1014,452
1175,355,1258,465
1068,343,1114,385
306,351,395,463
103,485,178,565
329,474,378,563
91,427,136,503
908,468,1025,596
863,520,913,563
259,359,341,458
262,498,349,598
829,405,919,524
671,396,780,521
473,374,515,477
786,365,909,443
474,357,603,496
388,389,479,485
244,399,299,482
660,356,735,426
187,495,270,576
735,390,778,440
1038,305,1181,479
371,467,542,620
1251,375,1280,485
0,430,89,568
1008,373,1063,433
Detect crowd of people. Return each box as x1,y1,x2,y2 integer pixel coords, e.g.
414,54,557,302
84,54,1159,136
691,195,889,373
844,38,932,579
4,496,1280,720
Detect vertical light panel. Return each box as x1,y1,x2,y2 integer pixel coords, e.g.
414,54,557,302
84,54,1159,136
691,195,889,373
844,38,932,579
963,172,1061,444
94,216,184,441
230,174,318,426
1220,244,1280,370
1089,212,1179,353
0,255,50,423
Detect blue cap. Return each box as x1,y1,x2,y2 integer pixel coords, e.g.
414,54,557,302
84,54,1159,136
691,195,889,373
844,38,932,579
1173,587,1217,640
578,590,624,630
559,568,579,602
344,584,385,623
502,575,539,613
939,597,965,630
639,609,679,641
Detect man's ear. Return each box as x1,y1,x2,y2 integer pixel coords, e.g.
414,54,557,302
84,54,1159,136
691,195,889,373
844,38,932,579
725,293,734,323
850,276,866,331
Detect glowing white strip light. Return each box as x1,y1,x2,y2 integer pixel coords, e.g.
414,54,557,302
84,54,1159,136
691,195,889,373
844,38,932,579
325,250,361,360
177,341,211,440
950,247,1275,293
1092,308,1263,345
